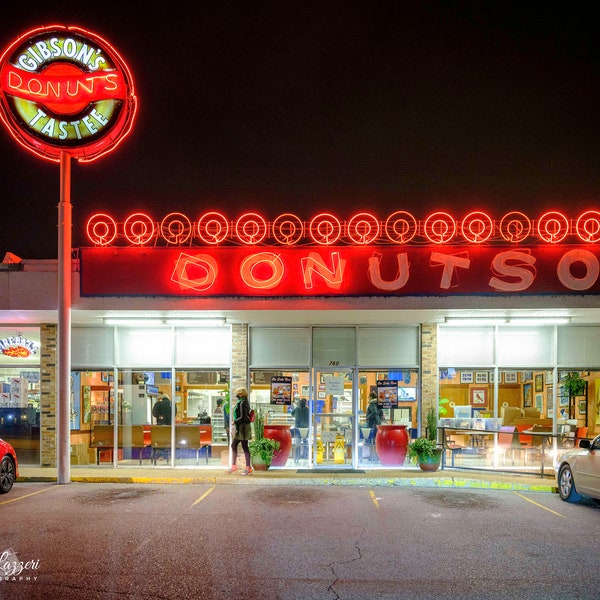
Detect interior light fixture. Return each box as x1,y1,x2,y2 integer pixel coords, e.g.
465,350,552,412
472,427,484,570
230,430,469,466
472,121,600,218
443,317,506,326
164,318,226,327
103,317,227,327
444,316,571,326
505,317,571,325
103,318,164,326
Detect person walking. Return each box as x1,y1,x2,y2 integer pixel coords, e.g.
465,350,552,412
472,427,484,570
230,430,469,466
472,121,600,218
227,387,253,475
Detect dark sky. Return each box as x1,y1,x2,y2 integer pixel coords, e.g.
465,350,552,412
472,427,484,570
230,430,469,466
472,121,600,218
1,1,599,258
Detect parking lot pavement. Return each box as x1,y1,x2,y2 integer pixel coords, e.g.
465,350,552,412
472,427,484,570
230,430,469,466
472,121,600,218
16,465,558,493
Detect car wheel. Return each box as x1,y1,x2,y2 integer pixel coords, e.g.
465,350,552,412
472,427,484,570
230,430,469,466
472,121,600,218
0,455,16,494
558,464,582,503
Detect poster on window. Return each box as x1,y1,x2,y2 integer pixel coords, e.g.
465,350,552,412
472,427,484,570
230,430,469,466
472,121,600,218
377,379,398,409
271,376,292,405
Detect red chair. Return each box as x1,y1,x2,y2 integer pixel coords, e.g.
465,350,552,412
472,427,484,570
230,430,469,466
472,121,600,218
575,426,588,447
496,426,519,465
515,424,541,465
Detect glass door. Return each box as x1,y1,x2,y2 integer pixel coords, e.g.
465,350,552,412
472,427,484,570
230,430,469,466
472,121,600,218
311,367,356,470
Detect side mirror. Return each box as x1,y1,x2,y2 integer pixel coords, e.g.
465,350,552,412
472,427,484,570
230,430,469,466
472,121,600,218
579,439,591,450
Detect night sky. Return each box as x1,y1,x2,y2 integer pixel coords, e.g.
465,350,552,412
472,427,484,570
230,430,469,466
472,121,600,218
1,1,599,258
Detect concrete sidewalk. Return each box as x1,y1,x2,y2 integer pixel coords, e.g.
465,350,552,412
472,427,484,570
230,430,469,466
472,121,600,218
17,465,558,493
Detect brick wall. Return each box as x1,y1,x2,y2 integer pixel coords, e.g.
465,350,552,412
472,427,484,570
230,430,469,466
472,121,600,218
420,323,438,431
40,323,57,467
231,323,248,393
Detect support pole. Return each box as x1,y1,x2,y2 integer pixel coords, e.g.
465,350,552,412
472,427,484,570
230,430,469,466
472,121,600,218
57,151,72,484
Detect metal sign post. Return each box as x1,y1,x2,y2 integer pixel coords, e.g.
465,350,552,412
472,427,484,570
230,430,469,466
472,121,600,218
57,151,72,484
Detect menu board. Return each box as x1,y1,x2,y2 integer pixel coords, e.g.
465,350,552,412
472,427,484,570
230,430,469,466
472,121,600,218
376,379,399,409
270,376,292,405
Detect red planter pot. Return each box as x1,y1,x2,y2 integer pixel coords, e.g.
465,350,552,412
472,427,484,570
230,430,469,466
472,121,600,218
375,424,409,466
263,424,292,467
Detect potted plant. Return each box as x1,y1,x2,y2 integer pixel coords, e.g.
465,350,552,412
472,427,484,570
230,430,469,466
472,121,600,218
562,372,587,420
249,408,280,470
407,406,443,471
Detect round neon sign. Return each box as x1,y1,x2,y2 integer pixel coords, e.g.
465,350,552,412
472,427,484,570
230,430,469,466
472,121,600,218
0,25,136,162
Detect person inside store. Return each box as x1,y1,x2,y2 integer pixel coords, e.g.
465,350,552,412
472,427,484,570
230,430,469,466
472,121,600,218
214,398,226,434
227,387,253,475
291,397,310,460
292,397,310,428
223,395,231,443
365,392,385,447
153,396,174,425
366,392,385,428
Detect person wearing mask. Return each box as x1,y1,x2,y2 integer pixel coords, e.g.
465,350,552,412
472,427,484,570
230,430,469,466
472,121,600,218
227,387,253,475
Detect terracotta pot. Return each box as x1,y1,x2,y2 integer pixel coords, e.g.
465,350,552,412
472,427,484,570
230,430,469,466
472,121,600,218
251,455,270,470
263,424,292,466
418,449,442,471
375,424,409,466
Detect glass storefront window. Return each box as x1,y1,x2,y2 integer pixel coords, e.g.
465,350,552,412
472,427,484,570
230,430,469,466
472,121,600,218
439,367,598,474
248,367,420,469
0,368,40,465
73,369,230,467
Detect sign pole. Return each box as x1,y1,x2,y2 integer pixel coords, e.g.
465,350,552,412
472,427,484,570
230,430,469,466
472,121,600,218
57,150,72,484
0,26,136,484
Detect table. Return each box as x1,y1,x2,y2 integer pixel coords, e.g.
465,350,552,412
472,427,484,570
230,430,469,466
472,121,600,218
523,429,557,476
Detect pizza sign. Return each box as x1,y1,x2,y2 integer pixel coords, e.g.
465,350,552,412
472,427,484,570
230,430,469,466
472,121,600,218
0,335,38,358
0,25,136,162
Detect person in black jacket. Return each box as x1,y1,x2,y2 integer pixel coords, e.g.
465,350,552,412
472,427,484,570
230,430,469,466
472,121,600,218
227,387,253,475
366,393,385,428
292,398,310,428
152,396,173,425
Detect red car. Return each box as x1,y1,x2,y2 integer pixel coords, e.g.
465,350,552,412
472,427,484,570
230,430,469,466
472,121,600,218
0,438,18,493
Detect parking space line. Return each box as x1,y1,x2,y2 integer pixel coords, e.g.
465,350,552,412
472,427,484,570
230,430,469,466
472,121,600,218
192,485,216,507
513,491,565,517
369,490,380,509
0,486,54,506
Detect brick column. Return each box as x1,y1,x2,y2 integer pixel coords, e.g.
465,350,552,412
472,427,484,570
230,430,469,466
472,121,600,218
420,323,438,433
231,323,248,392
40,323,57,467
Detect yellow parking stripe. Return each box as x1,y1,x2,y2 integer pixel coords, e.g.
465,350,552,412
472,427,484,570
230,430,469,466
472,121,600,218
369,490,380,509
192,485,216,506
513,491,565,517
0,486,54,506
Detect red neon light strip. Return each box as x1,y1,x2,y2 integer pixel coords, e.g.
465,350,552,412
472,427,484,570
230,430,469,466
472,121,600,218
84,210,599,247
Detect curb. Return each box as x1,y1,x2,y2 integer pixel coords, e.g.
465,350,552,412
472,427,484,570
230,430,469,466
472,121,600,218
17,472,558,493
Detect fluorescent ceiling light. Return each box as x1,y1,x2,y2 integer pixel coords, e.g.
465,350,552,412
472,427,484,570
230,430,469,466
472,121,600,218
506,317,571,325
444,316,571,326
444,318,506,326
165,318,226,326
103,318,164,326
103,317,227,327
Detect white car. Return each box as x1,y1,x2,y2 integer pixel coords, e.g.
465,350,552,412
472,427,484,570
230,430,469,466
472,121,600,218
556,434,600,503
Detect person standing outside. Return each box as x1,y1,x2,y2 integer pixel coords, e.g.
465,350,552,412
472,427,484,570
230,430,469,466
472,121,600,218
227,387,253,475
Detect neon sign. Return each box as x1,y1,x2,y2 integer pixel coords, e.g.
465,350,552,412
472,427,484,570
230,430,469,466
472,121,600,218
0,335,38,358
80,245,600,298
85,210,600,247
0,25,136,162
